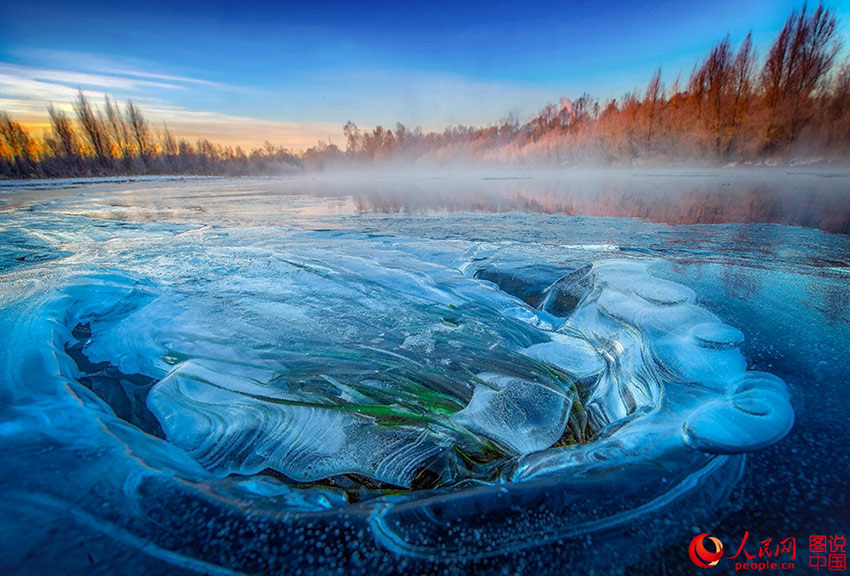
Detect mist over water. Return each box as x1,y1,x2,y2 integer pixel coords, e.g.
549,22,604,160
334,168,850,233
0,171,848,575
8,167,845,232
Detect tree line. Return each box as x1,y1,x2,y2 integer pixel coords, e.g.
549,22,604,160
0,92,301,179
2,3,848,179
304,3,849,169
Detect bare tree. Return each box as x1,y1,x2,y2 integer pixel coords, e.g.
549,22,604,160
728,33,756,156
533,103,560,137
643,67,665,152
105,96,133,169
343,121,361,155
361,125,386,159
761,3,840,149
47,105,79,160
127,101,153,169
73,91,112,169
0,112,36,177
823,57,850,150
690,36,734,157
3,1,850,178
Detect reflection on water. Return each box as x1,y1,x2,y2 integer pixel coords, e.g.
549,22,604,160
2,168,849,232
345,170,850,233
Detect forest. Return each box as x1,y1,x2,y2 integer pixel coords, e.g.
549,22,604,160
1,3,848,178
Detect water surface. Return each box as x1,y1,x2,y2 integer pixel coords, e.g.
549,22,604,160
1,171,847,575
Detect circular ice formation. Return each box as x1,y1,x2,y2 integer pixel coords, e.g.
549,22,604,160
691,322,745,349
683,372,794,454
512,259,793,483
2,252,795,574
133,256,792,491
631,278,695,305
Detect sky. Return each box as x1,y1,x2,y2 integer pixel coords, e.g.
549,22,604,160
1,0,848,150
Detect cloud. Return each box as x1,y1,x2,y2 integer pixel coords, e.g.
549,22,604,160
0,58,217,127
9,49,226,87
136,104,343,150
0,49,563,150
0,62,199,94
0,61,340,149
0,71,81,109
0,54,329,148
6,95,342,150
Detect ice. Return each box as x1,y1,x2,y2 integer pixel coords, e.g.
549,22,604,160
234,477,348,510
521,333,605,379
683,372,794,454
509,260,794,490
0,178,816,575
148,360,449,486
124,253,790,492
690,321,745,348
451,373,573,454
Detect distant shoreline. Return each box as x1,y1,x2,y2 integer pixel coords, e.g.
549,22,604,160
3,169,848,235
3,163,850,188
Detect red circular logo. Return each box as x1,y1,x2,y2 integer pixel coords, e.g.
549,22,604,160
689,533,725,568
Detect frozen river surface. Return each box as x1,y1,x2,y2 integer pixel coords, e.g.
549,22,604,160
1,172,848,575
